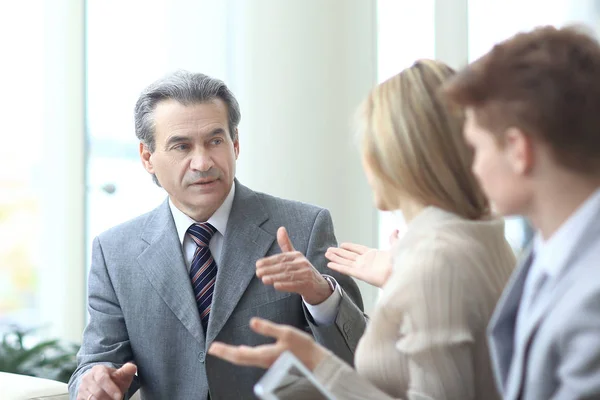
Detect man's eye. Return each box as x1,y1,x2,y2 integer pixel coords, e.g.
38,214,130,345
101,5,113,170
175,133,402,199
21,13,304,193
172,144,189,151
211,138,223,145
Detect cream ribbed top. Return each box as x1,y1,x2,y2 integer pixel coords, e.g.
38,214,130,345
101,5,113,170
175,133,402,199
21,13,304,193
313,207,516,400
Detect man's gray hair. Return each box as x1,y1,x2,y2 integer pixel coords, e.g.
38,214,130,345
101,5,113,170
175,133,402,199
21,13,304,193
134,70,241,152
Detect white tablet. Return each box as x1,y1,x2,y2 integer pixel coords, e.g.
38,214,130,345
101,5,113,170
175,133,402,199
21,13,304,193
254,351,336,400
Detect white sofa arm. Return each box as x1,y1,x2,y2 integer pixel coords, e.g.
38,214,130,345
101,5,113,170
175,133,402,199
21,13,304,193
0,372,68,399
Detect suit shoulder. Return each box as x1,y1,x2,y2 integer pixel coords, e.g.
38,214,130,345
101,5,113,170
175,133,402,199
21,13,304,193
254,190,327,219
553,239,600,314
95,206,159,244
395,227,512,296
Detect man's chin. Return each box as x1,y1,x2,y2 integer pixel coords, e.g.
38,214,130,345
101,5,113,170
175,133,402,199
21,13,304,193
489,200,521,217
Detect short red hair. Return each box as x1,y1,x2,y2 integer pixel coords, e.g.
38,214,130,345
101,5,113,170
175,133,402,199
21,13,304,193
444,25,600,175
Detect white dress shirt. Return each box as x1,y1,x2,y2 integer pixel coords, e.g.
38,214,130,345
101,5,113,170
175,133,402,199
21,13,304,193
168,184,341,325
516,187,600,340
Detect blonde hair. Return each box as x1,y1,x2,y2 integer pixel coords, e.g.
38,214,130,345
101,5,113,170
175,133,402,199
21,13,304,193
360,59,490,220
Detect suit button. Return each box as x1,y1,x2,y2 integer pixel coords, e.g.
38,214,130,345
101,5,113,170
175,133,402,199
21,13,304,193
343,322,351,335
199,351,205,363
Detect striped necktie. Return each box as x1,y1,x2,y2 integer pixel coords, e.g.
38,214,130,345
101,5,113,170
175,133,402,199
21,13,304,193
187,222,218,331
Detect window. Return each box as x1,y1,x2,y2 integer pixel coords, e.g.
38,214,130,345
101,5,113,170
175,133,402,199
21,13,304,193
469,0,599,61
377,0,435,248
85,0,230,250
0,1,85,342
0,2,46,330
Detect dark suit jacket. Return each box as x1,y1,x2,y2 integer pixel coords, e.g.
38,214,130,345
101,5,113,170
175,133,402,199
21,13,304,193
69,181,366,399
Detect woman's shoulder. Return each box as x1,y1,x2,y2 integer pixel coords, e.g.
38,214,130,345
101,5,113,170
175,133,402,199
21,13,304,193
391,220,513,290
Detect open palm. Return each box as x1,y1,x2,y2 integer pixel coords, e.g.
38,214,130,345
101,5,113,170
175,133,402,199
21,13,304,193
325,243,392,288
208,317,328,371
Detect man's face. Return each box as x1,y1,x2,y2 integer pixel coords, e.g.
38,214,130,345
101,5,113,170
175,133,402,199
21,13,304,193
464,108,532,216
140,99,239,221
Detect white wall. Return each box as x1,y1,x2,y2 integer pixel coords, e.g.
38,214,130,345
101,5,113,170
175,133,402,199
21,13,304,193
229,0,380,312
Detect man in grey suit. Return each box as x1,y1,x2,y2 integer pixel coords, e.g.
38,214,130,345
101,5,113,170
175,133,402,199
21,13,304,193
68,71,366,400
444,26,600,399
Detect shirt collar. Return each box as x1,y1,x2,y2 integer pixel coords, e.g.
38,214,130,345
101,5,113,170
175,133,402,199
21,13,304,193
533,187,600,278
169,183,236,246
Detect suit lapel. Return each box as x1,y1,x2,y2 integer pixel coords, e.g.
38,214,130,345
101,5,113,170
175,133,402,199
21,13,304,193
206,182,275,345
508,208,600,398
506,259,578,400
488,248,534,397
137,200,206,345
519,203,600,351
504,202,600,399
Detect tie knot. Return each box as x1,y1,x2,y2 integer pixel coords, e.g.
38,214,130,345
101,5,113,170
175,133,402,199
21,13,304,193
187,222,216,247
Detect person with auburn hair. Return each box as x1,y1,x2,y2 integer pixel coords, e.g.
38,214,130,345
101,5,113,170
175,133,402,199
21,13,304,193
443,25,600,400
208,59,516,399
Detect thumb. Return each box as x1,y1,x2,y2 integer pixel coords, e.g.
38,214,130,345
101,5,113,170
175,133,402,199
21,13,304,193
111,362,137,387
277,227,295,252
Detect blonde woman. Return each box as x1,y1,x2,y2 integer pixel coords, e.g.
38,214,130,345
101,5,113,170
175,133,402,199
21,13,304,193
209,60,516,399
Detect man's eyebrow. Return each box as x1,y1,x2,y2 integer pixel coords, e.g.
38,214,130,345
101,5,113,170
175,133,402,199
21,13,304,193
165,135,189,148
164,128,227,149
207,128,226,137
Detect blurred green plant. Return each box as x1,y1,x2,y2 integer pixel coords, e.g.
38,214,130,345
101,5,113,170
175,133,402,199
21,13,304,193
0,326,79,383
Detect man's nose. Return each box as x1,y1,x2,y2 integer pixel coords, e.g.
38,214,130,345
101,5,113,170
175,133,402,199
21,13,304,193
190,151,214,172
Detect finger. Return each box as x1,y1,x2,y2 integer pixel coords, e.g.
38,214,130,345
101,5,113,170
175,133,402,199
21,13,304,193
249,317,291,340
256,263,292,278
389,229,400,245
277,226,295,252
86,380,121,400
257,256,310,279
330,246,362,259
251,317,311,344
327,262,362,279
208,342,258,366
111,363,137,391
78,385,97,400
208,342,278,369
261,270,299,285
91,368,123,400
325,248,357,266
256,251,299,269
112,362,137,380
339,242,370,254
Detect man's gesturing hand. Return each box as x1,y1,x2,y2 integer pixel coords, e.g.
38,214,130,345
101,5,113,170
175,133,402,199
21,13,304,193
77,362,136,400
256,227,332,305
209,317,327,371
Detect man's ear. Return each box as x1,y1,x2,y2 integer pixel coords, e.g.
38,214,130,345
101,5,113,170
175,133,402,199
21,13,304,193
234,129,240,159
505,127,534,175
140,142,155,174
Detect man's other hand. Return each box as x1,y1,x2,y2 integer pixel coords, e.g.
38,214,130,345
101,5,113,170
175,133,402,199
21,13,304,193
77,362,136,400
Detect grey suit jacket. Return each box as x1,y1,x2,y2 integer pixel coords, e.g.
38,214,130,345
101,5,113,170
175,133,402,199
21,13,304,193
488,204,600,400
68,181,366,400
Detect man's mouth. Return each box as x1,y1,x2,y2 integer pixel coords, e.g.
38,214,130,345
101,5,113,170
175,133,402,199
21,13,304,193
192,178,218,185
